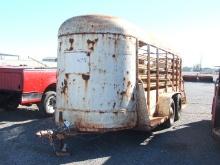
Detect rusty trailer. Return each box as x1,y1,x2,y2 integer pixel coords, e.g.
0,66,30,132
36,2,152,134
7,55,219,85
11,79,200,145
37,15,186,154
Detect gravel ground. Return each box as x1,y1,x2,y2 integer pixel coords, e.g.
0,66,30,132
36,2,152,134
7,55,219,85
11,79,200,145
0,82,220,165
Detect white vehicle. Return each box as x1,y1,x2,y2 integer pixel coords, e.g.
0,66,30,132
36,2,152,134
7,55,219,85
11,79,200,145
55,15,186,132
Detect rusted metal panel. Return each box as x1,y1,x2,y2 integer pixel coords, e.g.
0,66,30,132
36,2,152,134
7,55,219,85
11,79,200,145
56,16,137,132
56,15,186,133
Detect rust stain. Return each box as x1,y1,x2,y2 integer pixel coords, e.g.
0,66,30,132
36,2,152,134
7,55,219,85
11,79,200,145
69,38,74,51
59,42,62,52
120,91,126,95
98,69,106,74
120,78,133,100
127,81,131,87
87,38,98,51
113,102,116,109
131,93,135,101
59,111,63,123
61,79,68,94
82,74,90,80
75,119,105,132
82,74,90,91
74,114,135,133
61,74,69,94
114,38,117,46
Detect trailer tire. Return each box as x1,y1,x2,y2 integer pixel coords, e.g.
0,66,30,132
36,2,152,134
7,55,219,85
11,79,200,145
163,99,175,128
38,91,56,116
174,94,182,121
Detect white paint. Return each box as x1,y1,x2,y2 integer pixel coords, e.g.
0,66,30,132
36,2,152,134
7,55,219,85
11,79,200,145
56,15,137,131
56,15,183,132
64,51,89,74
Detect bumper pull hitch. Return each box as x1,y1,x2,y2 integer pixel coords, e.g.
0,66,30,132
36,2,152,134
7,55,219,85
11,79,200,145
36,120,74,156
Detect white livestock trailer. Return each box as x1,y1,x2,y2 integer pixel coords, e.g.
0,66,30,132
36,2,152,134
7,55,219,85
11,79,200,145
55,15,186,132
37,15,186,155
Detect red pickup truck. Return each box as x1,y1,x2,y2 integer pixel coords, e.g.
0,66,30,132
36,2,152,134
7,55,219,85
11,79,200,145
0,67,56,115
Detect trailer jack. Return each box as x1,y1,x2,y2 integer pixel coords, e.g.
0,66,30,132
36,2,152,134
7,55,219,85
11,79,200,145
36,120,76,156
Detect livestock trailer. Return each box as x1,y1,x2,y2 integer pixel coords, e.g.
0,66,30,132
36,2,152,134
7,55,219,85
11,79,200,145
37,15,186,154
55,15,186,132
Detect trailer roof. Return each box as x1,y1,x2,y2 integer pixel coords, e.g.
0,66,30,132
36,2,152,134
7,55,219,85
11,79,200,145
58,15,179,56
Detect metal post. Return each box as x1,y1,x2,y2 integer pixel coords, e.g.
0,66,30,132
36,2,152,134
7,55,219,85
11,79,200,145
156,48,159,104
179,58,182,91
165,52,168,92
172,54,175,91
176,56,178,91
136,40,139,84
147,44,151,112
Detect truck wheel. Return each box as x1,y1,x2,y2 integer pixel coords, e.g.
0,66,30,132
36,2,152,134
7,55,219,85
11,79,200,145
38,91,56,116
174,95,182,121
164,99,176,128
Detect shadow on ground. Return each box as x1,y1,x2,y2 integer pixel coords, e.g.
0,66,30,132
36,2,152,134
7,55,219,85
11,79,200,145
0,107,47,122
0,110,220,165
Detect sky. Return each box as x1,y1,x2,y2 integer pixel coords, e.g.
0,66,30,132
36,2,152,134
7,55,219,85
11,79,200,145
0,0,220,67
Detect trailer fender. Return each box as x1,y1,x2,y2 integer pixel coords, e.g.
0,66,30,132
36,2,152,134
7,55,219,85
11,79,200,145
157,92,180,117
135,83,151,130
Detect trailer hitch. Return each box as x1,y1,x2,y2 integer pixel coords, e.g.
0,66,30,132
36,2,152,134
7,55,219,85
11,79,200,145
36,120,76,156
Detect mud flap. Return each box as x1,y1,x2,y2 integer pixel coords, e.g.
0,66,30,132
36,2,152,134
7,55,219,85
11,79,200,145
135,83,151,131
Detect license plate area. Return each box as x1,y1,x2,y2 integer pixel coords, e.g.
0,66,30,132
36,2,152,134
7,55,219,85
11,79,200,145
64,51,89,74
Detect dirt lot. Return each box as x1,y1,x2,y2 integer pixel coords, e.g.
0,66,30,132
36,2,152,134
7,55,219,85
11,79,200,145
0,82,220,165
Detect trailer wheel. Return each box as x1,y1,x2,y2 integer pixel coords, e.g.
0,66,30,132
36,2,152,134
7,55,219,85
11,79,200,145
164,99,175,128
38,91,56,116
174,94,182,121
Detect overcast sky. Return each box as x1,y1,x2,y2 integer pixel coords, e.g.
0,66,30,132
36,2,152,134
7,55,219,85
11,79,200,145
0,0,219,67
